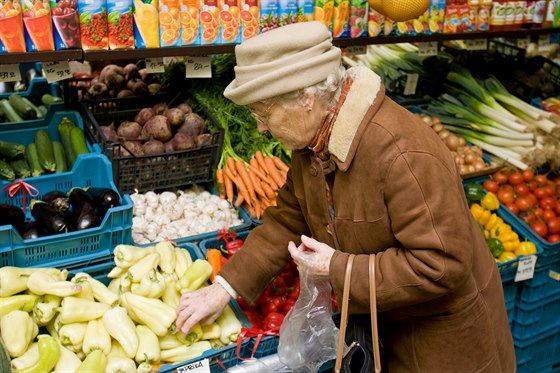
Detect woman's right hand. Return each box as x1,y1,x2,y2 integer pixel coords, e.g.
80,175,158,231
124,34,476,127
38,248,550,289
175,282,232,335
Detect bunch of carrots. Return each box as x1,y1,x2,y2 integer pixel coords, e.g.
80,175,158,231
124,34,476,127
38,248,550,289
215,150,289,219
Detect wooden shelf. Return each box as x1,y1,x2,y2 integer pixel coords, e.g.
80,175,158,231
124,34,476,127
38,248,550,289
0,49,83,64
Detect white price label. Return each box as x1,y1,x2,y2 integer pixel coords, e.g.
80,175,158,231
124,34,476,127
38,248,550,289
515,255,538,282
0,64,22,82
516,37,530,49
186,56,212,78
403,73,419,96
465,39,488,51
418,42,438,56
176,359,210,373
538,35,551,51
346,45,367,56
146,58,165,73
42,61,72,83
69,61,92,75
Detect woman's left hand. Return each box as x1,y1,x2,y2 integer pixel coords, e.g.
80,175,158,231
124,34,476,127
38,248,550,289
288,235,335,277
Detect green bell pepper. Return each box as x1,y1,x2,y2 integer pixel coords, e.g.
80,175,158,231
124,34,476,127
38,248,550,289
486,238,504,258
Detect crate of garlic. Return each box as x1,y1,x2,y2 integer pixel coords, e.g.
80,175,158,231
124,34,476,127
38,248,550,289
131,185,252,245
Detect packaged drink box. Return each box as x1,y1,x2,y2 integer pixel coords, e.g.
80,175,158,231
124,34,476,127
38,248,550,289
200,0,220,44
107,0,134,49
503,1,515,29
259,0,279,32
0,0,26,52
414,8,429,34
383,15,395,35
428,0,444,33
444,4,469,32
468,0,478,32
296,0,312,21
514,1,525,28
133,0,160,47
278,0,297,26
532,0,547,26
332,0,350,37
367,7,384,36
239,0,259,41
159,0,181,46
180,0,200,45
219,0,241,43
313,0,334,32
77,0,109,49
51,0,81,49
22,0,55,51
348,0,367,37
477,0,491,30
524,0,535,26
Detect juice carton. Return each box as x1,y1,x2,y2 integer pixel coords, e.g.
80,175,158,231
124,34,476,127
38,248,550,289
348,0,367,37
259,0,278,33
107,0,134,49
443,4,460,32
278,0,297,26
477,0,491,30
159,0,181,46
514,1,525,28
467,0,478,31
296,0,313,21
200,0,220,44
458,3,470,31
332,0,350,37
313,0,334,32
180,0,200,45
367,7,384,36
219,0,241,43
396,20,414,35
22,0,55,51
0,0,26,52
413,9,429,33
240,0,258,40
428,0,445,33
383,15,395,34
51,0,81,49
133,0,159,47
77,0,109,49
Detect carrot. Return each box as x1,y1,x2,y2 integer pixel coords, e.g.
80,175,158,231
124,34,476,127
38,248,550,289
255,151,269,175
227,157,238,176
216,168,225,199
249,160,268,181
236,159,257,203
264,156,284,188
234,193,245,208
261,179,276,200
207,249,223,282
252,199,262,219
223,167,234,203
249,170,266,198
272,156,289,173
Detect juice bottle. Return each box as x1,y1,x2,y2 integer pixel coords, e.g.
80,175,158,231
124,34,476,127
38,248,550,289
107,0,134,49
532,0,546,26
133,0,159,47
51,0,81,49
22,0,55,51
0,0,26,52
278,0,297,26
259,0,278,32
332,0,350,37
77,0,109,50
513,1,525,28
367,7,384,36
200,0,220,43
542,0,556,27
220,0,241,43
297,0,313,21
313,0,334,32
159,0,181,46
444,2,460,33
180,0,200,45
428,0,445,33
490,0,506,30
503,1,515,29
348,0,367,37
477,0,492,29
523,0,535,27
240,0,258,40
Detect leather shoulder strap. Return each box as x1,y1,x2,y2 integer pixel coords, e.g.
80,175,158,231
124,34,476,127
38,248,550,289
334,254,355,373
369,255,381,373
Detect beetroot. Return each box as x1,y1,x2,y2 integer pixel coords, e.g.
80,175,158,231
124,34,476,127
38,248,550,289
197,133,212,146
100,123,118,142
117,121,142,140
164,140,175,153
177,103,192,115
141,115,172,142
134,108,155,126
178,113,207,137
143,140,165,155
165,108,184,127
172,133,196,150
148,83,161,95
121,141,143,156
153,103,168,115
117,89,134,98
123,63,139,81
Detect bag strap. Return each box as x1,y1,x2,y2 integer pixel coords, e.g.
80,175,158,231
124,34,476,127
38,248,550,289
369,255,381,373
334,254,355,373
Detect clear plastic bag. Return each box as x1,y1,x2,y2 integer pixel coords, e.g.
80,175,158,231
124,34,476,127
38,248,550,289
277,264,340,373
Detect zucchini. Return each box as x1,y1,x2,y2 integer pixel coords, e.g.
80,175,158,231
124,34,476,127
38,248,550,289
0,140,25,158
9,94,35,120
37,105,48,117
58,119,76,168
0,99,23,122
41,94,63,106
34,130,56,172
0,159,15,181
9,158,31,178
52,141,67,173
21,97,43,119
25,143,43,177
70,127,89,158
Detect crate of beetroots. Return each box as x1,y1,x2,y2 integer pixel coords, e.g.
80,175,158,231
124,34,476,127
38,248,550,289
0,154,133,269
81,95,225,195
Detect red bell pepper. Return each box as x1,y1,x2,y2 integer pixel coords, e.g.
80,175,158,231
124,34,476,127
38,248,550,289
263,312,285,331
243,309,262,329
259,294,285,316
236,296,253,311
264,276,287,296
217,229,244,257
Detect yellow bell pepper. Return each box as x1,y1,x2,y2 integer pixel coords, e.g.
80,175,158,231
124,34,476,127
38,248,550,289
102,306,139,359
485,214,504,231
0,267,60,297
176,259,213,293
59,297,110,324
131,269,166,298
120,293,176,337
135,324,160,364
114,244,154,268
1,310,39,358
498,251,518,263
27,271,82,297
127,252,161,283
72,272,119,306
16,335,60,373
32,294,61,326
159,340,212,364
54,341,82,373
0,294,39,318
155,241,176,275
82,318,112,355
58,322,87,353
216,304,242,345
515,241,537,256
10,343,39,371
481,192,500,211
174,248,193,279
502,241,520,252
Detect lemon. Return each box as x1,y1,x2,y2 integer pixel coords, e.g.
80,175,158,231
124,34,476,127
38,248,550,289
413,19,423,33
397,22,408,34
429,19,439,33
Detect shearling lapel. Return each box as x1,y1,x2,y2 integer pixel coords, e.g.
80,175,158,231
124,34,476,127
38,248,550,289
328,66,385,171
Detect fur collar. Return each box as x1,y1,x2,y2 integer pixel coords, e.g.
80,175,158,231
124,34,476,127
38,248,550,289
328,66,383,170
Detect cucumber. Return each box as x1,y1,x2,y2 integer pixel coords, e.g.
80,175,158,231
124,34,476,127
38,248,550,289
25,143,43,177
10,158,31,178
0,140,25,158
0,159,15,181
34,130,56,172
37,105,48,117
70,127,89,158
58,119,76,168
21,97,43,119
9,94,35,120
0,99,23,122
41,94,63,106
52,141,67,173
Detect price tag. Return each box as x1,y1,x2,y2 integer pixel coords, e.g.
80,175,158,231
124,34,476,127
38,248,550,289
346,45,367,56
42,61,72,83
146,58,165,74
0,64,22,82
403,73,419,96
516,37,530,49
176,359,210,373
465,39,488,51
515,255,538,282
538,35,551,51
549,270,560,281
418,42,438,56
69,61,92,75
163,56,183,65
185,56,212,78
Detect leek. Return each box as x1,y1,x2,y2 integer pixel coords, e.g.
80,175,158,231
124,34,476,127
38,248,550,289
501,101,557,134
442,125,534,148
435,114,533,140
465,138,529,170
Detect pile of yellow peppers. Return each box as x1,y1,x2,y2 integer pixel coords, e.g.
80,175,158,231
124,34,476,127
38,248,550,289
470,192,537,263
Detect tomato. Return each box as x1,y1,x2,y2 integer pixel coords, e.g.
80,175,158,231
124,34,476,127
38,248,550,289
543,185,555,197
542,209,557,223
528,180,539,191
483,180,499,193
527,193,538,206
548,234,560,243
539,197,557,210
531,221,548,238
548,217,560,235
494,171,508,184
506,202,519,215
524,213,537,223
281,297,297,314
515,183,530,196
263,312,285,331
556,203,560,215
534,207,544,217
535,175,549,186
522,169,534,182
534,188,547,200
498,189,515,204
508,173,524,185
515,196,534,212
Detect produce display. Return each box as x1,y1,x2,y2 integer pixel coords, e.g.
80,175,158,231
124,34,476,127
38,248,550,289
130,186,244,244
0,93,62,123
0,242,243,371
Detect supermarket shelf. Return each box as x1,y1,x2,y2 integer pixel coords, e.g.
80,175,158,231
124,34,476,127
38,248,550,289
83,44,237,61
0,49,83,64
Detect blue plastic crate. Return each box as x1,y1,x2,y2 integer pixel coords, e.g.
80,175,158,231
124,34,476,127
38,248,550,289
513,292,560,340
198,229,251,256
515,324,560,372
0,155,133,268
517,257,560,304
0,77,59,101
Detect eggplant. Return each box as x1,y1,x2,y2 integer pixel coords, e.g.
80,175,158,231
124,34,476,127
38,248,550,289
0,204,25,232
68,187,97,230
42,190,70,213
20,221,41,240
30,200,71,235
85,187,120,224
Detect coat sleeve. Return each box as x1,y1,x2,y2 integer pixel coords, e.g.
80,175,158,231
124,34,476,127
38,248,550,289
330,151,477,312
218,160,311,304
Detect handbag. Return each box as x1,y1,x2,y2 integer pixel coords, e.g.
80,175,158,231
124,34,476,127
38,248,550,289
334,254,382,373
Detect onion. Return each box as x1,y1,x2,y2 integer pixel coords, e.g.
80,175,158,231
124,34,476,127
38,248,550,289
458,137,466,147
445,134,459,151
474,160,487,171
432,123,444,133
464,152,476,165
439,130,450,140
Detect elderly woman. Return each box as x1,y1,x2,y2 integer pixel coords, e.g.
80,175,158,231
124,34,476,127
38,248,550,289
176,21,516,372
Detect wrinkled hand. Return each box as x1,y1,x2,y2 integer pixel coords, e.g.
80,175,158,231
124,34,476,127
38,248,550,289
287,235,335,277
175,282,232,335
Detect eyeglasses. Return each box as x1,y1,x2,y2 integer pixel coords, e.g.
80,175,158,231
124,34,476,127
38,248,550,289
248,101,275,126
